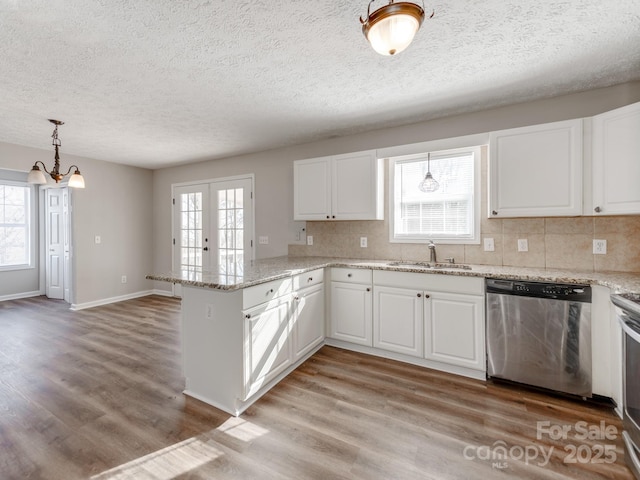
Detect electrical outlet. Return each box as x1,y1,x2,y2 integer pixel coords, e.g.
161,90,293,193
121,275,127,284
360,237,368,248
517,239,528,252
206,304,213,319
259,236,269,245
593,239,607,255
306,235,313,246
484,237,495,252
94,235,101,244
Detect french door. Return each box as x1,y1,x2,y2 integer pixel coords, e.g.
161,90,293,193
173,176,254,296
45,187,70,301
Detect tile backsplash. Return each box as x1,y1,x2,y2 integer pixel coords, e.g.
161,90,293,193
288,215,640,273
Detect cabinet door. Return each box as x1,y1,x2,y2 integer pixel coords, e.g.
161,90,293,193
332,151,383,220
243,297,292,399
292,284,325,361
424,292,485,371
373,286,423,357
592,101,640,215
329,281,373,346
489,119,583,217
293,156,332,220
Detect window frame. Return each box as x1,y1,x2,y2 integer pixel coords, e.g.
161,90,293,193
388,145,482,245
0,180,36,271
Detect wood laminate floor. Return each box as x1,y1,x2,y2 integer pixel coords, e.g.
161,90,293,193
0,295,633,479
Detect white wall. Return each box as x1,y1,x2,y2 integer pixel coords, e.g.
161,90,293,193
152,81,640,293
0,141,154,306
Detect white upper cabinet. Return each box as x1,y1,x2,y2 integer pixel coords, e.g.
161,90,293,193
488,119,583,218
591,101,640,215
294,150,383,221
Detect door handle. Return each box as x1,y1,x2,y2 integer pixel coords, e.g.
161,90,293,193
203,247,209,251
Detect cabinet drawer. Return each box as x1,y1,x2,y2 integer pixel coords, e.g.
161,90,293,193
243,277,292,309
293,268,324,290
331,267,372,284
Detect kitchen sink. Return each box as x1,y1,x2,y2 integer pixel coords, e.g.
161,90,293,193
385,261,472,270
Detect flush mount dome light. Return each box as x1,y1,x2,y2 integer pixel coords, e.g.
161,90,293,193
360,0,432,56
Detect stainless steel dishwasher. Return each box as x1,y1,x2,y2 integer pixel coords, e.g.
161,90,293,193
486,278,592,397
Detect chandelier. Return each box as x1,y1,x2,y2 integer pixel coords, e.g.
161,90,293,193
28,120,85,188
360,1,433,56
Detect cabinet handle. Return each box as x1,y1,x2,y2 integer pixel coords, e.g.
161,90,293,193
245,314,251,319
347,273,352,278
594,206,602,213
424,294,430,299
332,215,335,219
417,293,422,298
294,296,300,301
326,215,330,219
267,289,274,295
366,287,371,292
308,277,313,282
491,210,498,216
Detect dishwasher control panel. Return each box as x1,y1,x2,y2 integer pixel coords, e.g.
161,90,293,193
486,279,591,302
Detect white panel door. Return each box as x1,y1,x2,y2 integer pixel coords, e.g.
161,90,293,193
373,285,423,357
293,156,332,220
488,119,583,217
329,281,373,346
62,188,71,303
45,188,64,299
243,297,292,400
592,101,640,215
332,150,383,220
424,292,485,371
292,283,325,361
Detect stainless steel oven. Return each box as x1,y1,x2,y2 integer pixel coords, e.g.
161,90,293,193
612,293,640,479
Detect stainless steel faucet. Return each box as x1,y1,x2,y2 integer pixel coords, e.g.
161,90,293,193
427,239,437,263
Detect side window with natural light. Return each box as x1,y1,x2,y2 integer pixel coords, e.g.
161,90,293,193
390,147,481,244
0,183,33,269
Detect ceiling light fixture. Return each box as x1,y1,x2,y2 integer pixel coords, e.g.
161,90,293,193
419,152,439,193
360,0,432,56
28,120,85,188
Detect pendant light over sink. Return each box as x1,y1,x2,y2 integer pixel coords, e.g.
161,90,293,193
419,152,439,193
28,119,85,188
360,0,433,56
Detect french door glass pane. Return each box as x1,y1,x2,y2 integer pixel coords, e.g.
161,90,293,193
218,187,245,277
179,192,203,274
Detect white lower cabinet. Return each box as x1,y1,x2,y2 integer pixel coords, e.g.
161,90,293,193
242,294,292,400
372,270,486,376
329,267,373,346
424,291,485,370
292,282,325,361
373,285,423,357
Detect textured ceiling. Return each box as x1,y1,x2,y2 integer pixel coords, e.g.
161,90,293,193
0,0,639,169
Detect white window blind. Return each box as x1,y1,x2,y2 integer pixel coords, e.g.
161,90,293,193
391,148,479,243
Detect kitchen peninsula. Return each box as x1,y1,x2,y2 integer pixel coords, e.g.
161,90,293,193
148,256,640,416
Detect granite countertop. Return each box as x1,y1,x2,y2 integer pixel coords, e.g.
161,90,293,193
146,255,640,295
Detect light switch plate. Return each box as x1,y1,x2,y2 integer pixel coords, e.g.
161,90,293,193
259,236,269,245
306,235,313,246
517,239,528,252
360,237,367,248
94,235,101,244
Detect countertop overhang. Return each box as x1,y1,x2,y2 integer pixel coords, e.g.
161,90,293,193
146,256,640,295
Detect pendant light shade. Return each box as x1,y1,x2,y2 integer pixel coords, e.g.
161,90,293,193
419,153,439,193
360,1,429,56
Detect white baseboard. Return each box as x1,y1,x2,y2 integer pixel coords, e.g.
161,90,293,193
151,288,175,297
0,290,43,302
70,289,175,311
